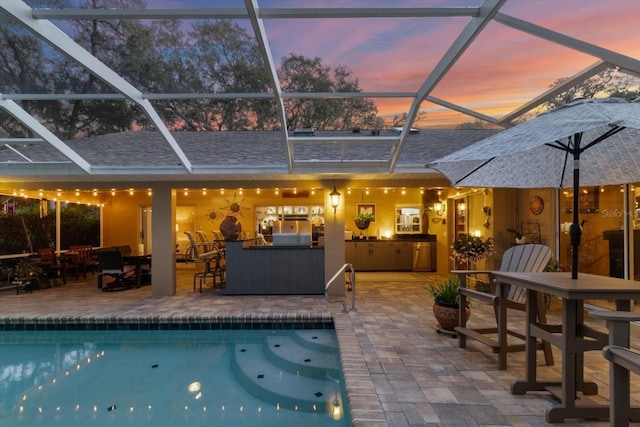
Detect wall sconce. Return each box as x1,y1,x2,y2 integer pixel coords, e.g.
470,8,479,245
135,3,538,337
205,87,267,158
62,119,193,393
329,185,341,214
458,201,466,214
433,194,445,216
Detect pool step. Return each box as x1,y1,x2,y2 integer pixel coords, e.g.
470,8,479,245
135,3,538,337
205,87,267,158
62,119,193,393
291,329,338,353
232,340,342,412
265,334,340,378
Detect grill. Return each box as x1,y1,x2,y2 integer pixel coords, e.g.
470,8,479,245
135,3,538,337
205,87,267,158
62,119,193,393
271,220,311,247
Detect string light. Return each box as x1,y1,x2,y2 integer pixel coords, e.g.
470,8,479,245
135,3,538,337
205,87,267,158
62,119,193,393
4,185,425,207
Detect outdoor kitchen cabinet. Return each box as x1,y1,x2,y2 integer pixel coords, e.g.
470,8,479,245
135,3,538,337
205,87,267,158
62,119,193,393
355,241,389,271
345,240,415,271
387,241,414,271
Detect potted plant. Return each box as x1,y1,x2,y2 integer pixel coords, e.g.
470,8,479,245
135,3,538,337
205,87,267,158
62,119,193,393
451,234,496,269
427,275,470,332
354,213,374,230
545,258,567,272
507,228,526,244
12,259,45,292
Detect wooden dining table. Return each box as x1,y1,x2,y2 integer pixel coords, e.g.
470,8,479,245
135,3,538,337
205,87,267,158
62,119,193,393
492,271,640,423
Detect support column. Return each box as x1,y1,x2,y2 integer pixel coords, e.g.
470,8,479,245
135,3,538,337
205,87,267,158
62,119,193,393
324,184,345,297
55,200,61,253
151,183,176,296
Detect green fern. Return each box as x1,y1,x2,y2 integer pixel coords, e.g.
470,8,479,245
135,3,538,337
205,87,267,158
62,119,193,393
427,276,460,306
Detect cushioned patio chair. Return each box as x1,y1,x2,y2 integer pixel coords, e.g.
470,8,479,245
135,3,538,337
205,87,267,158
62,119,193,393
185,231,225,292
96,247,136,291
195,230,214,252
453,243,554,370
210,230,226,257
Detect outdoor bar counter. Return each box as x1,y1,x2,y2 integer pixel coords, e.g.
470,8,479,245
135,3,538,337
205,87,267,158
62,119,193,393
220,239,324,295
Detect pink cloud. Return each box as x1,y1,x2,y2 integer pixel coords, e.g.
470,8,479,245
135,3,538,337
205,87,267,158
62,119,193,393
145,1,640,124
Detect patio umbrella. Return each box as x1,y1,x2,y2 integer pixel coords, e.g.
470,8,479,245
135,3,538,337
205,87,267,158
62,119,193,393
428,98,640,279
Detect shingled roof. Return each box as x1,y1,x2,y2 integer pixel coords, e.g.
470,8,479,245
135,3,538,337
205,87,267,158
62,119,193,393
0,129,499,186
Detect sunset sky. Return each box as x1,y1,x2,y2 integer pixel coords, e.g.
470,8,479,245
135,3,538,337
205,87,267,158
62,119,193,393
37,0,640,128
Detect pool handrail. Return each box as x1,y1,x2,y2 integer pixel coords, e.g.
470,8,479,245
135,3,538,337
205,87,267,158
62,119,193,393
324,263,355,313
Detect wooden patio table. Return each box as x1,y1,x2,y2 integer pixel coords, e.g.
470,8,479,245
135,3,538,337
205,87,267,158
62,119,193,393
492,271,640,423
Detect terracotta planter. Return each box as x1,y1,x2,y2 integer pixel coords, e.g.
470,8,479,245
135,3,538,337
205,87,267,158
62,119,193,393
433,302,470,332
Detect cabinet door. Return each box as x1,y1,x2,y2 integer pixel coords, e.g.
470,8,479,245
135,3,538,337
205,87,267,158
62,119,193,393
351,242,379,271
370,243,390,271
396,242,414,270
385,242,413,271
357,243,375,271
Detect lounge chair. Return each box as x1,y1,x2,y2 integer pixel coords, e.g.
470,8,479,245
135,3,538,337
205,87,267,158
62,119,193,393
96,247,136,291
453,244,554,370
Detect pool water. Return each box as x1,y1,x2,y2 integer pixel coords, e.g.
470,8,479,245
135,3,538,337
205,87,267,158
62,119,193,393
0,328,350,426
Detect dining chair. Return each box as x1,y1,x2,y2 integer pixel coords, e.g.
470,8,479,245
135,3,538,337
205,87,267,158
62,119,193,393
37,247,78,285
69,245,100,279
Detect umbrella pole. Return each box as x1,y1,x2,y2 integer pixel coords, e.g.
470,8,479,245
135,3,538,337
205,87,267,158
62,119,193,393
569,137,582,279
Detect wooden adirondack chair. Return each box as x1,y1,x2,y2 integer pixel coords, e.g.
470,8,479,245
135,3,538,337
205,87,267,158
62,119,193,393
453,244,554,370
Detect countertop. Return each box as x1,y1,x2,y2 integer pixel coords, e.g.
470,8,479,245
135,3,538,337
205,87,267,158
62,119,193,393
346,236,436,242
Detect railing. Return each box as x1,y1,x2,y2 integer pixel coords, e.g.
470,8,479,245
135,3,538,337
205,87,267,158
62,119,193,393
324,263,356,313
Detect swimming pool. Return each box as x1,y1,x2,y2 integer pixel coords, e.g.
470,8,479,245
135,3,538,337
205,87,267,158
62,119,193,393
0,327,350,426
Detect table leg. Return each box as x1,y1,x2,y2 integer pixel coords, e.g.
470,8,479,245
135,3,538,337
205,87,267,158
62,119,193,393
512,287,561,395
135,260,142,288
457,273,468,349
497,281,508,370
562,299,577,412
575,300,598,396
545,299,600,423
